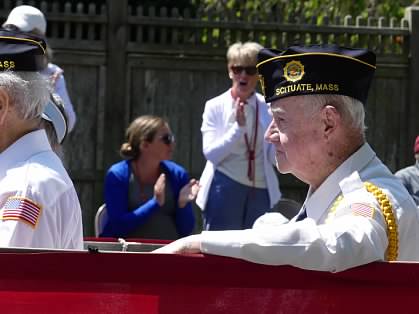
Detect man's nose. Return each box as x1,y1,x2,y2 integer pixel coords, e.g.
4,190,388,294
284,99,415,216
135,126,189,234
264,120,278,143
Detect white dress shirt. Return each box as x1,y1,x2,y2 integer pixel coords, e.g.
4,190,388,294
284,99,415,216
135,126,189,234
0,130,83,249
200,143,419,272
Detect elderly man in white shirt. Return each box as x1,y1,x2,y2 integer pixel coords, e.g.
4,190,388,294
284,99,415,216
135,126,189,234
0,29,83,249
154,44,419,272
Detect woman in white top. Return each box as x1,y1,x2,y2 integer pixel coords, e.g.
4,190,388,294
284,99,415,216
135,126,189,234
196,41,282,230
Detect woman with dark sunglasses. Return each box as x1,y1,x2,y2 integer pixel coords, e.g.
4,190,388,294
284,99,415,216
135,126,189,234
101,115,200,239
197,42,283,231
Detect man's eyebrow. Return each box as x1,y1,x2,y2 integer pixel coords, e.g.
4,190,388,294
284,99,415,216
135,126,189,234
270,106,284,114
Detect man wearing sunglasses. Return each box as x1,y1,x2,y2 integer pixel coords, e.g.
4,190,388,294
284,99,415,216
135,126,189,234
196,41,282,231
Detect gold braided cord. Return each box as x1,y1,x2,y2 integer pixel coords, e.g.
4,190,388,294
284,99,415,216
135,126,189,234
325,195,343,224
364,182,398,261
324,182,398,261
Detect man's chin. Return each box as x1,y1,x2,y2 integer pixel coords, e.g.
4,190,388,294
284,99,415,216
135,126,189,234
275,163,291,174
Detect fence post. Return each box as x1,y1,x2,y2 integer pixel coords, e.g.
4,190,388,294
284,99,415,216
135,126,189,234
404,6,419,163
104,0,128,168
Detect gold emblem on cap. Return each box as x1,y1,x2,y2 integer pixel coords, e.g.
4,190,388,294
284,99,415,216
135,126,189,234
258,74,266,96
284,60,305,82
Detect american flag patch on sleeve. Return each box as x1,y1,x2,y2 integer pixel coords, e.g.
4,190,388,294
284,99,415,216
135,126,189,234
1,197,42,228
351,202,375,218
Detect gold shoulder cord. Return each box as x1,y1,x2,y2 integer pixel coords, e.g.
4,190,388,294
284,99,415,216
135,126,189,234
326,182,398,261
364,182,398,261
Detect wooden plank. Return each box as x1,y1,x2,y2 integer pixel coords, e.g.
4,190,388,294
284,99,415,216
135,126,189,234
74,182,96,237
126,56,228,179
104,0,128,169
63,64,100,171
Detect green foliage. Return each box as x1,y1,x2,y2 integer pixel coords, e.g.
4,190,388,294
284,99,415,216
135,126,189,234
186,0,411,51
192,0,414,21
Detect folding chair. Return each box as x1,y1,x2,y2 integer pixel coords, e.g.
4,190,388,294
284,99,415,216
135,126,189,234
94,204,108,237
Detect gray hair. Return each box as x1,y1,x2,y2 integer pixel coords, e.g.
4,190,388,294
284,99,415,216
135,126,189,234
227,41,263,65
301,94,366,138
0,71,50,120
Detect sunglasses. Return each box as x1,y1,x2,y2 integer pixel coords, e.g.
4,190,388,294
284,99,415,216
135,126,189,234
159,133,176,145
230,65,257,76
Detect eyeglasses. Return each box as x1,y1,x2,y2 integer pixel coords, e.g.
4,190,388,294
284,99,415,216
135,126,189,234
230,65,257,76
159,133,175,145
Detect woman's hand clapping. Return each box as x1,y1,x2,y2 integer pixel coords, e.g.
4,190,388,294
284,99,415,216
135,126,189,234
178,179,200,208
154,173,166,206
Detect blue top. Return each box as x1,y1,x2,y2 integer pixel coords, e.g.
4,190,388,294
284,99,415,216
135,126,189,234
101,159,195,238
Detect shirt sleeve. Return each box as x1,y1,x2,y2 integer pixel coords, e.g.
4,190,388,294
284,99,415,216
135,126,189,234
174,170,195,237
201,100,245,166
0,195,38,248
0,187,83,250
103,167,161,237
60,188,84,249
200,215,388,272
395,168,414,195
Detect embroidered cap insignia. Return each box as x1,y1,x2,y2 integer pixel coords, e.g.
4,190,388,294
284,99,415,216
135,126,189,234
283,60,305,82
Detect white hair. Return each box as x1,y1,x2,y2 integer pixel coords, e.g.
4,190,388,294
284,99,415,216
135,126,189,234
301,94,366,138
0,71,50,120
227,41,263,65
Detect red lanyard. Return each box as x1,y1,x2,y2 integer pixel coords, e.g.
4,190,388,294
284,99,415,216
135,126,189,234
244,99,259,183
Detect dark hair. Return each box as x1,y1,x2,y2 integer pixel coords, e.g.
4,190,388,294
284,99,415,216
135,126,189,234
119,115,167,160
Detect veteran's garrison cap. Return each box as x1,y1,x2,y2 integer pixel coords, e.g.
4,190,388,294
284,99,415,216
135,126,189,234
0,28,46,71
256,44,376,104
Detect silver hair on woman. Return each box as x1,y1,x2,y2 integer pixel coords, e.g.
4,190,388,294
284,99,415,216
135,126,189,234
227,41,263,65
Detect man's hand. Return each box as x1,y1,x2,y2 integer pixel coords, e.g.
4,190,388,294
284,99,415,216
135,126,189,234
153,234,202,254
178,179,200,208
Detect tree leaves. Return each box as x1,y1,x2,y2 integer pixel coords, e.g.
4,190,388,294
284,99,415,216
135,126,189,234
192,0,413,21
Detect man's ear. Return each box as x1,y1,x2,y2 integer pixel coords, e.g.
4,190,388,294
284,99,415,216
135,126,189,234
0,88,10,125
321,105,340,138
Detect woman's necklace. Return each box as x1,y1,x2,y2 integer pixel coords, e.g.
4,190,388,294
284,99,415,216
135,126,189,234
244,99,259,184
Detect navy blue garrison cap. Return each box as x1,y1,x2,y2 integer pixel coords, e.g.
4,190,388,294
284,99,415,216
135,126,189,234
256,44,376,104
0,28,46,71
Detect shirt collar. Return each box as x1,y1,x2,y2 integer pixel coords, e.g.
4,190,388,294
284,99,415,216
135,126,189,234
304,143,376,222
0,129,52,179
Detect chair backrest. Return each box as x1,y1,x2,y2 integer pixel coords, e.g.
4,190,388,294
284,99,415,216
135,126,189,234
94,204,108,237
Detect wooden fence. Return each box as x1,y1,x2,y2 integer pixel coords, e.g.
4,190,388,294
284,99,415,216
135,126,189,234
0,0,418,236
